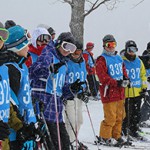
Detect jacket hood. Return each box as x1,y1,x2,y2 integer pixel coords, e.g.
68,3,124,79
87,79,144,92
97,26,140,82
31,27,50,48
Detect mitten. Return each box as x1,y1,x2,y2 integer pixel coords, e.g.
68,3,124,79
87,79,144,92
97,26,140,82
70,79,85,93
49,62,65,74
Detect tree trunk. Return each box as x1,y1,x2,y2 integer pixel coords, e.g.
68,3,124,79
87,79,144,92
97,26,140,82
69,0,85,44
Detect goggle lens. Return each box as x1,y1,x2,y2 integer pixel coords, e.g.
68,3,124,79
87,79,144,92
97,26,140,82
127,47,138,53
37,34,51,43
105,42,116,48
61,41,76,53
0,28,9,42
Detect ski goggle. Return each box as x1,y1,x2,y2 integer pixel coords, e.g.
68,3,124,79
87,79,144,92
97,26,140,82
105,42,116,48
0,28,9,42
127,46,138,53
61,41,76,53
37,34,51,43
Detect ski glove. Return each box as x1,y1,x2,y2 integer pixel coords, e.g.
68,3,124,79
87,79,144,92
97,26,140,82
0,121,10,140
147,77,150,82
70,79,85,93
117,79,130,88
140,88,148,98
81,92,89,104
16,123,36,142
49,62,65,74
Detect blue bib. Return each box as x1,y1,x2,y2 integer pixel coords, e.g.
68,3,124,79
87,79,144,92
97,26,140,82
102,53,123,80
46,53,67,96
0,65,10,123
67,59,87,93
124,57,141,88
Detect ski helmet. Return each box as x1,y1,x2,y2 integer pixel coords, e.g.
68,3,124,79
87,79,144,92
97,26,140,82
86,42,94,49
125,40,137,49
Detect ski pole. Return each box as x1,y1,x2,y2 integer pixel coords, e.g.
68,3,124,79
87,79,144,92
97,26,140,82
40,112,55,150
74,95,78,150
126,83,130,147
0,140,2,150
53,77,62,150
85,104,101,150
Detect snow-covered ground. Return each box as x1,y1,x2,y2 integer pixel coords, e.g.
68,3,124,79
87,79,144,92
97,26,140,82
78,100,150,150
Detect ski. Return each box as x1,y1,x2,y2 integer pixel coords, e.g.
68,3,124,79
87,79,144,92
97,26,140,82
82,140,150,149
138,130,150,136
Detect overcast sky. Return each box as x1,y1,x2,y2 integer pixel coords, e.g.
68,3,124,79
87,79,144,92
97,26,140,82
1,0,150,57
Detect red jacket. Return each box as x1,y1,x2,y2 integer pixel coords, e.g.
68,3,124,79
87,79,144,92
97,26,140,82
83,50,96,75
25,44,45,67
96,55,128,103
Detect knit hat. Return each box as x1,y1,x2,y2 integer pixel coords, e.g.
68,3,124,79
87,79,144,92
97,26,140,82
76,41,83,50
103,34,116,43
0,22,9,41
5,20,16,29
5,25,29,52
56,32,75,46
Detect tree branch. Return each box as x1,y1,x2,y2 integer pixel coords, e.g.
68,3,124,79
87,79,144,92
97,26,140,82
132,0,145,8
84,0,111,17
63,0,73,6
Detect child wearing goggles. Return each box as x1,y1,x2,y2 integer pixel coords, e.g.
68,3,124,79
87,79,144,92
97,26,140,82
29,32,76,150
96,34,128,146
122,40,147,140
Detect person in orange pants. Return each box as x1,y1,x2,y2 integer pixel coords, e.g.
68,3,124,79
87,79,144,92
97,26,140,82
96,34,128,146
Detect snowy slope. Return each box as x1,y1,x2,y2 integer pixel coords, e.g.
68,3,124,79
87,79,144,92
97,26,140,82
78,100,150,150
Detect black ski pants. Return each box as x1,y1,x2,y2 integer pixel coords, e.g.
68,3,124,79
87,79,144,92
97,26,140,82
122,96,142,135
87,74,99,97
46,122,70,150
140,90,150,122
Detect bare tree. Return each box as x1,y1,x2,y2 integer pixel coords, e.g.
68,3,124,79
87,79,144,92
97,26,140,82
57,0,121,44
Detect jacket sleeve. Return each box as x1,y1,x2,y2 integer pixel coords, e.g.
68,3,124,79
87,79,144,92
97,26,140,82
122,62,128,78
96,56,118,87
140,60,147,89
29,46,53,82
8,104,23,131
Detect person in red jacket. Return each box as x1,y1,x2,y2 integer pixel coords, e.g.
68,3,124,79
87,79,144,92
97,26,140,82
83,42,99,99
25,27,51,67
96,34,129,146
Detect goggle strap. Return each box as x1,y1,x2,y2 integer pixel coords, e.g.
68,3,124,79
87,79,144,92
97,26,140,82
6,36,27,49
